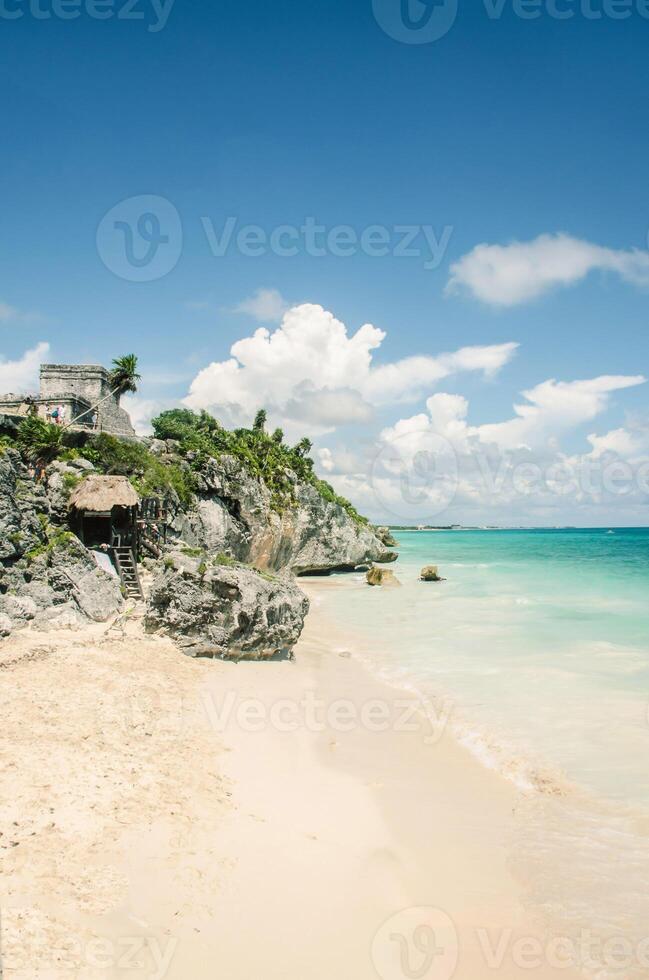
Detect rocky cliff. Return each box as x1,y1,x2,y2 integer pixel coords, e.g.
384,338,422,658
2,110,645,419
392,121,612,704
161,448,395,575
0,414,397,657
0,449,123,636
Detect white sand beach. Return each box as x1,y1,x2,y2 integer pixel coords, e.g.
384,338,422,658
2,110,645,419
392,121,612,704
1,581,581,980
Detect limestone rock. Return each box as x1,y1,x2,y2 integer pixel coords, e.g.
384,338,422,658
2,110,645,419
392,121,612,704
0,451,123,634
0,533,123,631
174,454,396,576
366,566,401,588
145,551,310,660
373,551,399,564
420,565,443,582
0,448,49,560
376,526,398,548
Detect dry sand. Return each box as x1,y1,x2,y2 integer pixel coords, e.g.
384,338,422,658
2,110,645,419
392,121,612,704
0,583,581,979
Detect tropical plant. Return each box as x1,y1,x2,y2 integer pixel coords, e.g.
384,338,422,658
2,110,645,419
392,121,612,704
16,416,63,466
253,408,267,432
107,354,141,396
151,407,368,524
77,432,195,506
65,353,141,429
293,437,312,458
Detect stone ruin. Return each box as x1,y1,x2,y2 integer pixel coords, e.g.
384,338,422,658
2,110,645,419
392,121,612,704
0,363,136,437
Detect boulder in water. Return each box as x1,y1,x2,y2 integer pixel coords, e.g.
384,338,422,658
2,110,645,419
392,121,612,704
366,566,401,588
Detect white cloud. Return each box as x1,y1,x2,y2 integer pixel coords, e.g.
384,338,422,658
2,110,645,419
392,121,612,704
447,233,649,306
0,342,49,394
322,372,648,524
120,394,168,436
477,375,645,450
586,427,641,459
283,385,374,428
184,303,517,436
234,288,289,323
317,447,335,472
363,342,517,405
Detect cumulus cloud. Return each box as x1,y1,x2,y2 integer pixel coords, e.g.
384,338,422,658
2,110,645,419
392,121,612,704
0,342,49,393
446,233,649,306
120,394,169,436
184,303,517,436
477,375,646,450
234,288,289,323
322,372,648,524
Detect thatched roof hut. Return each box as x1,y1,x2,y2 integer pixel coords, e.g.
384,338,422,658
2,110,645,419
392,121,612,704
68,475,140,512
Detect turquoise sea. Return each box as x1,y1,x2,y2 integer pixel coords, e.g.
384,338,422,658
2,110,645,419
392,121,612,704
316,528,649,978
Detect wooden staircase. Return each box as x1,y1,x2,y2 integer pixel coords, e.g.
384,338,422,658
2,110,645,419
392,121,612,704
112,546,144,600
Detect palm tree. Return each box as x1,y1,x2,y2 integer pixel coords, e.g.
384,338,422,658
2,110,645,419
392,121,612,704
107,354,141,396
253,408,267,432
293,437,312,458
64,354,141,430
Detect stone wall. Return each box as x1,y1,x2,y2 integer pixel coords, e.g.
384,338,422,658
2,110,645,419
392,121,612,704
39,364,135,437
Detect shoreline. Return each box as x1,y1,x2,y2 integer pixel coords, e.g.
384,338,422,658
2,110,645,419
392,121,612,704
1,584,584,978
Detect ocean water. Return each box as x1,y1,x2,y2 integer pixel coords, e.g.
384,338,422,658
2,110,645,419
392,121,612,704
316,528,649,978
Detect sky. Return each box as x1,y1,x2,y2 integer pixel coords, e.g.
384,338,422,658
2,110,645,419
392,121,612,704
2,0,649,525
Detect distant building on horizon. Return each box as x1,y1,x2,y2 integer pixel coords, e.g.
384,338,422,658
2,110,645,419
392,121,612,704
0,362,135,437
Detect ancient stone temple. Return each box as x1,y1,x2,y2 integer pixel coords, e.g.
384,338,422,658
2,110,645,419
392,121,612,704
0,363,136,437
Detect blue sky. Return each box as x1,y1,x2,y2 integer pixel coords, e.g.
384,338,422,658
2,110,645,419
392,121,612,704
2,0,649,523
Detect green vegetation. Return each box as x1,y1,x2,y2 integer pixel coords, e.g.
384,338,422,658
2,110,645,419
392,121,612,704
213,551,236,566
108,354,141,395
25,525,77,564
77,433,195,506
9,398,369,527
62,472,81,495
151,408,368,524
16,416,63,464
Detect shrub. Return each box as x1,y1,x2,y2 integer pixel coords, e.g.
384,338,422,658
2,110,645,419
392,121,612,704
78,433,195,507
151,408,368,524
16,417,63,464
